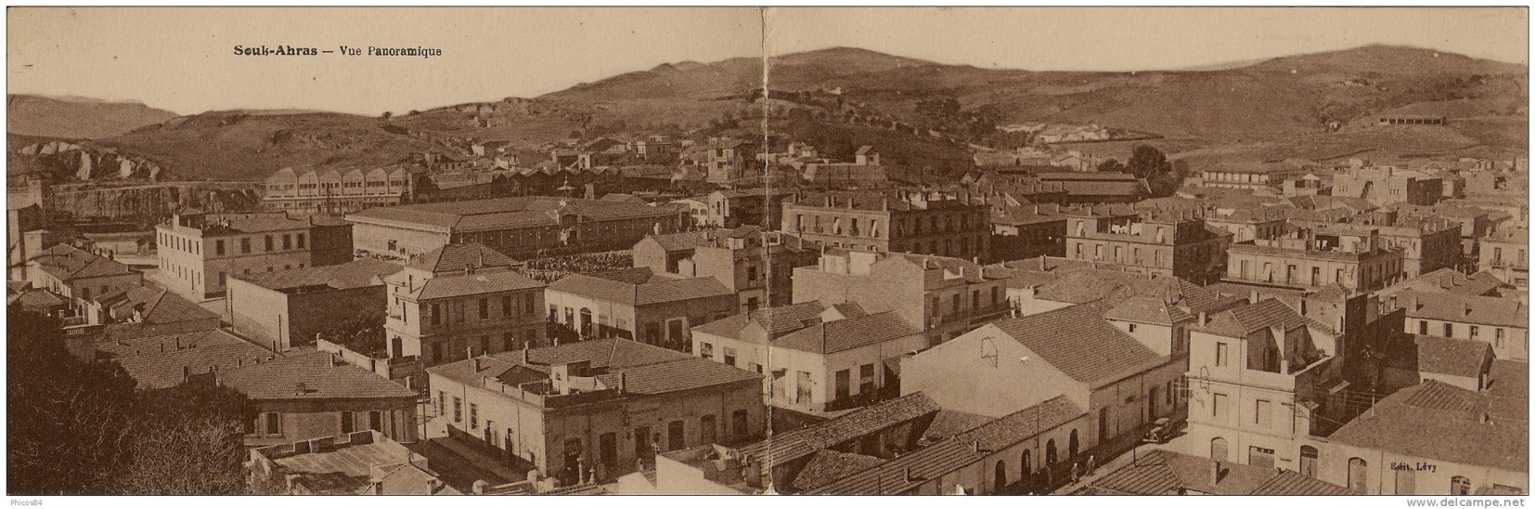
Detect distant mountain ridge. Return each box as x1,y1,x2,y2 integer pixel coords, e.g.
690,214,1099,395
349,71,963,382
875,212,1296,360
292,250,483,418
15,44,1525,182
7,94,179,139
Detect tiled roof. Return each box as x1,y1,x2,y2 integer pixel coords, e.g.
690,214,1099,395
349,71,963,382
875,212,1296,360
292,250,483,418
1084,449,1347,496
8,288,67,310
428,339,759,397
772,311,920,355
1194,298,1311,338
236,258,404,291
413,269,545,300
789,450,885,492
547,268,731,306
810,396,1083,495
1488,359,1526,422
28,243,135,281
990,305,1166,386
93,285,219,324
219,351,418,401
1104,295,1193,325
1329,380,1527,472
346,196,677,234
1394,290,1526,328
99,329,278,390
921,409,996,442
1404,335,1492,378
734,393,941,468
1390,268,1508,297
406,242,517,273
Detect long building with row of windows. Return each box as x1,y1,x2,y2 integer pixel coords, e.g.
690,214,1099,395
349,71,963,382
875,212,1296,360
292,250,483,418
780,190,991,261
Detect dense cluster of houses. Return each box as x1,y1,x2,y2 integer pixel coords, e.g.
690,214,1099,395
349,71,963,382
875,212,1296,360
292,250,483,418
6,123,1529,497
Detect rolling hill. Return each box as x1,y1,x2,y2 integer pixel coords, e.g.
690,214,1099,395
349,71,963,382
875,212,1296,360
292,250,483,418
24,44,1526,182
8,94,179,139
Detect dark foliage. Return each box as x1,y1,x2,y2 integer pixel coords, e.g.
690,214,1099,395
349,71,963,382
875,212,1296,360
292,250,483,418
7,310,253,495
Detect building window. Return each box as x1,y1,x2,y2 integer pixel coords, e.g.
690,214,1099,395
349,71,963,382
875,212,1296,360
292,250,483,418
1496,328,1505,348
835,369,850,400
453,397,462,423
1471,326,1480,340
502,295,512,315
747,266,758,282
296,233,306,249
241,238,251,254
430,303,442,325
1128,323,1138,333
699,342,714,360
1444,323,1454,337
503,332,515,351
1419,321,1428,335
340,412,354,434
1212,393,1228,420
478,298,489,319
264,235,274,251
469,403,478,429
1215,342,1229,367
731,409,749,440
722,347,737,366
859,363,875,394
265,413,282,436
796,371,813,404
1255,399,1271,427
282,234,292,249
215,240,225,256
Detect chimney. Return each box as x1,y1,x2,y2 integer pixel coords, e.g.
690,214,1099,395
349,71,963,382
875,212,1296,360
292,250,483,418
1464,302,1473,316
521,342,530,365
1198,311,1209,326
903,467,913,483
1248,290,1259,305
472,356,482,372
1480,412,1491,424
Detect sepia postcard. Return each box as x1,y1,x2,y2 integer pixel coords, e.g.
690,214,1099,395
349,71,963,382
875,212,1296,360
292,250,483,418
3,5,1530,502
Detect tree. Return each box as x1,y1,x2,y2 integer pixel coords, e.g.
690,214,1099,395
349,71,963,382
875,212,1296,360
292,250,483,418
8,310,254,495
1096,159,1126,173
1126,145,1173,180
119,383,251,495
381,111,393,121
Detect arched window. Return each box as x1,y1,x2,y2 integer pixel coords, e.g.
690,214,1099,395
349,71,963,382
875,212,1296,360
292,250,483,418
1022,449,1032,477
1299,446,1319,478
993,460,1008,494
1347,457,1368,494
1068,429,1080,459
1210,437,1229,462
1045,439,1058,466
1451,476,1472,496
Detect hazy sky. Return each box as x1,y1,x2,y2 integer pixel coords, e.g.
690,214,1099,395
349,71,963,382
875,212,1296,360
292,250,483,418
8,7,1526,116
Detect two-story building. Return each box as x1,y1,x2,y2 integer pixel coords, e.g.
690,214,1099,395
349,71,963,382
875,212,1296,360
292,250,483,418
781,190,991,260
221,351,421,448
792,249,1011,347
1388,291,1527,361
1063,207,1231,284
1479,227,1528,288
155,212,353,300
261,165,416,216
1331,166,1443,207
698,189,795,229
227,258,404,352
544,267,736,352
25,243,142,318
690,300,924,416
1225,224,1404,293
425,339,764,485
632,227,820,312
382,242,547,366
345,196,686,260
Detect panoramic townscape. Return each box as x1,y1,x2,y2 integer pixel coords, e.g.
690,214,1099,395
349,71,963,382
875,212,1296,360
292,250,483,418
5,7,1529,498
